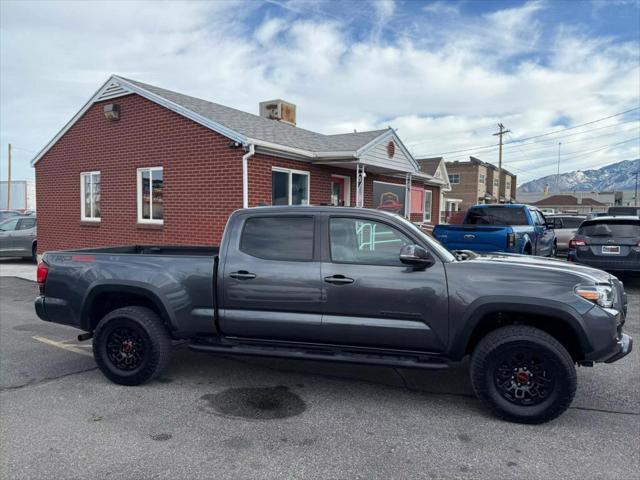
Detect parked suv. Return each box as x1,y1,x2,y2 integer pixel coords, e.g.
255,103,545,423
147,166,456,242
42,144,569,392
568,216,640,273
547,214,586,254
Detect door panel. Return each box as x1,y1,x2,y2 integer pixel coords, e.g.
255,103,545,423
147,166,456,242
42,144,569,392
220,215,324,342
321,216,449,352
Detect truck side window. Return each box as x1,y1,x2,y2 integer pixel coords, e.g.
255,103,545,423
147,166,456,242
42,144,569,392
240,216,314,261
330,217,410,266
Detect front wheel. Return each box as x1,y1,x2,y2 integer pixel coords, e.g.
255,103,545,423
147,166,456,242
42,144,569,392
93,306,172,386
470,325,576,424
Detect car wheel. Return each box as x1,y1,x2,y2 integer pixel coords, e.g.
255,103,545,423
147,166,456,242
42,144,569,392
550,242,557,257
523,244,532,255
470,325,576,424
31,243,37,263
93,306,172,386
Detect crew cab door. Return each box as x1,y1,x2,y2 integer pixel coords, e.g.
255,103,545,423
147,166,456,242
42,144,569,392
219,214,324,342
532,209,554,256
319,214,449,352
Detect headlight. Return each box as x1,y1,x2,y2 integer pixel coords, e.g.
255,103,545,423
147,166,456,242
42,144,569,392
575,284,614,308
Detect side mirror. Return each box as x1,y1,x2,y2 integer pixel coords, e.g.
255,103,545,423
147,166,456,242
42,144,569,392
400,244,434,268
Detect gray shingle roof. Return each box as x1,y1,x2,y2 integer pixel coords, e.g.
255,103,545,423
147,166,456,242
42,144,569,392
119,77,387,153
415,157,442,176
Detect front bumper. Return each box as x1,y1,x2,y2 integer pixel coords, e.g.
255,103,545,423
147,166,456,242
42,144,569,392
604,333,633,363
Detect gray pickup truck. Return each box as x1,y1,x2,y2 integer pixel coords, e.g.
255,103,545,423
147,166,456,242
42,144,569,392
35,206,632,424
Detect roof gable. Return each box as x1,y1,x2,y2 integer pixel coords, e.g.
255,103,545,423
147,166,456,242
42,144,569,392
356,129,421,174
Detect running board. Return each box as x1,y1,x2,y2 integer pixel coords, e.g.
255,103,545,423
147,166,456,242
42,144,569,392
188,342,448,370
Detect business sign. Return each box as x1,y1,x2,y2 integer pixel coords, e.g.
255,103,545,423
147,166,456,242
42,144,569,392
372,181,406,215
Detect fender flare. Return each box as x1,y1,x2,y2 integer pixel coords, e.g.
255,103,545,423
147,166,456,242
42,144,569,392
80,280,177,331
448,296,593,360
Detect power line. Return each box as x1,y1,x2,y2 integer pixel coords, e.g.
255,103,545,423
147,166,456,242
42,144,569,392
507,136,640,167
429,116,639,161
410,105,640,156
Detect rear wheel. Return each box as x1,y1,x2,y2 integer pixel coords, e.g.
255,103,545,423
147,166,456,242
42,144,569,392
93,306,172,386
550,242,557,257
31,243,37,263
470,325,576,424
523,244,532,255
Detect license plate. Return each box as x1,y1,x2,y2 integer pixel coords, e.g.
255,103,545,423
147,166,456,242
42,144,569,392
602,245,620,254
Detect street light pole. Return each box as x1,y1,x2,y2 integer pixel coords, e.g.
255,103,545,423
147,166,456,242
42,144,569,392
555,142,561,193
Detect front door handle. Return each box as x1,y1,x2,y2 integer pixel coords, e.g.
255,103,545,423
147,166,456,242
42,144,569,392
324,275,354,285
230,270,257,280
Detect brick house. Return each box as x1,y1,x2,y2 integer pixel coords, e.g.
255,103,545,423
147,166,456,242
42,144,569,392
32,76,446,253
445,157,517,210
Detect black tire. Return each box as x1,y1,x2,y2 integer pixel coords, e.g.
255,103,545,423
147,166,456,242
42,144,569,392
523,244,532,255
93,306,172,386
550,242,557,257
470,325,576,424
31,243,37,263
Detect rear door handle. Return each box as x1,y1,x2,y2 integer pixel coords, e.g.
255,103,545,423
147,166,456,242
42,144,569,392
230,271,257,280
324,275,354,285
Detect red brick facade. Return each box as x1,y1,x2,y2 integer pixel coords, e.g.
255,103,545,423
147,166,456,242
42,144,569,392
36,93,440,253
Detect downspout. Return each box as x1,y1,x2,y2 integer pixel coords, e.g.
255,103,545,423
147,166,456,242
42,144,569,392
242,144,255,209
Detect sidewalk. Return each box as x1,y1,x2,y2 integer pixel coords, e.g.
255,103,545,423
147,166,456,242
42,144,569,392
0,259,37,282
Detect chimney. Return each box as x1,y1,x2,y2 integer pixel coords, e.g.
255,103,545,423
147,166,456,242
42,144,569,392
259,99,296,126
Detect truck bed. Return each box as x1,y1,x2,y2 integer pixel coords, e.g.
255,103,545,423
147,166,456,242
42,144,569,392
58,245,219,256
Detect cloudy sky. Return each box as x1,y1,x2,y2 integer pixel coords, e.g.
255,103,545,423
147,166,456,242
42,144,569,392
1,0,639,184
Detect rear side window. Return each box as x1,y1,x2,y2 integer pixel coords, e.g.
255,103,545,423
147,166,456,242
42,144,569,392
578,220,640,238
560,217,583,229
17,218,36,230
465,207,528,226
240,216,314,261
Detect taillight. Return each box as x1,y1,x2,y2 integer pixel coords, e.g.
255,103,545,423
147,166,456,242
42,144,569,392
37,261,49,285
568,239,586,250
507,233,516,249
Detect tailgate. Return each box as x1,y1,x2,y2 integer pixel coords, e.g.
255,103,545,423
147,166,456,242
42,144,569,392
434,226,510,252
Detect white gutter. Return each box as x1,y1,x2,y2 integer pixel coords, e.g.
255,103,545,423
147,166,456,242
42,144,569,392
242,144,255,208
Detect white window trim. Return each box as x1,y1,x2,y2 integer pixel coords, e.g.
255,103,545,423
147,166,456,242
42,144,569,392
137,167,164,224
423,189,433,223
331,174,351,207
272,167,310,205
80,171,101,222
449,174,460,185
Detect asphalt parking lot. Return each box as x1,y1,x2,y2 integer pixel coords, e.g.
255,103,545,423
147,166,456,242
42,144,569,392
0,263,638,479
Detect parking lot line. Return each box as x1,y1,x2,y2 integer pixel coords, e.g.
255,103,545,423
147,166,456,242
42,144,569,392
32,336,93,357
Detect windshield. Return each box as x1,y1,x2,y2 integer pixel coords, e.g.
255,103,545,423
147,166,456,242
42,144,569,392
392,214,457,262
578,220,640,238
464,207,529,226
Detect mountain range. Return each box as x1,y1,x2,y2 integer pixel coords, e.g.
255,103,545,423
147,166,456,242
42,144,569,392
517,159,640,193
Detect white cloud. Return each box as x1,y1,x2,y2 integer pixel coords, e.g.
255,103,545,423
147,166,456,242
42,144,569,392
0,0,638,186
255,17,286,44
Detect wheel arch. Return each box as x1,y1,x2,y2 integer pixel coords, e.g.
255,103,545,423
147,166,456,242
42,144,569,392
80,281,177,333
450,298,592,362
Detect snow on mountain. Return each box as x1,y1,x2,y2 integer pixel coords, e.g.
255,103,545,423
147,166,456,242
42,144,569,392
517,159,640,193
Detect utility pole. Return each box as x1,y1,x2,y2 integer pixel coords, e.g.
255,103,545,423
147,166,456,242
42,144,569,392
556,142,562,193
634,171,638,207
492,123,510,201
6,143,11,210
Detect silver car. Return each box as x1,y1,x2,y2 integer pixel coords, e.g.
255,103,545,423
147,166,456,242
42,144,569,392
549,214,585,254
0,216,37,262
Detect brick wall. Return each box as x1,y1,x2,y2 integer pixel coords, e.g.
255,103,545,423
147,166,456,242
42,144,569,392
35,93,245,252
36,93,441,253
445,162,482,210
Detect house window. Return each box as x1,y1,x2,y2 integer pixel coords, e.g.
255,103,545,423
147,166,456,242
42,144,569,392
479,174,485,184
423,190,433,223
448,173,460,184
272,167,310,205
494,179,499,187
137,167,164,224
80,171,101,221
